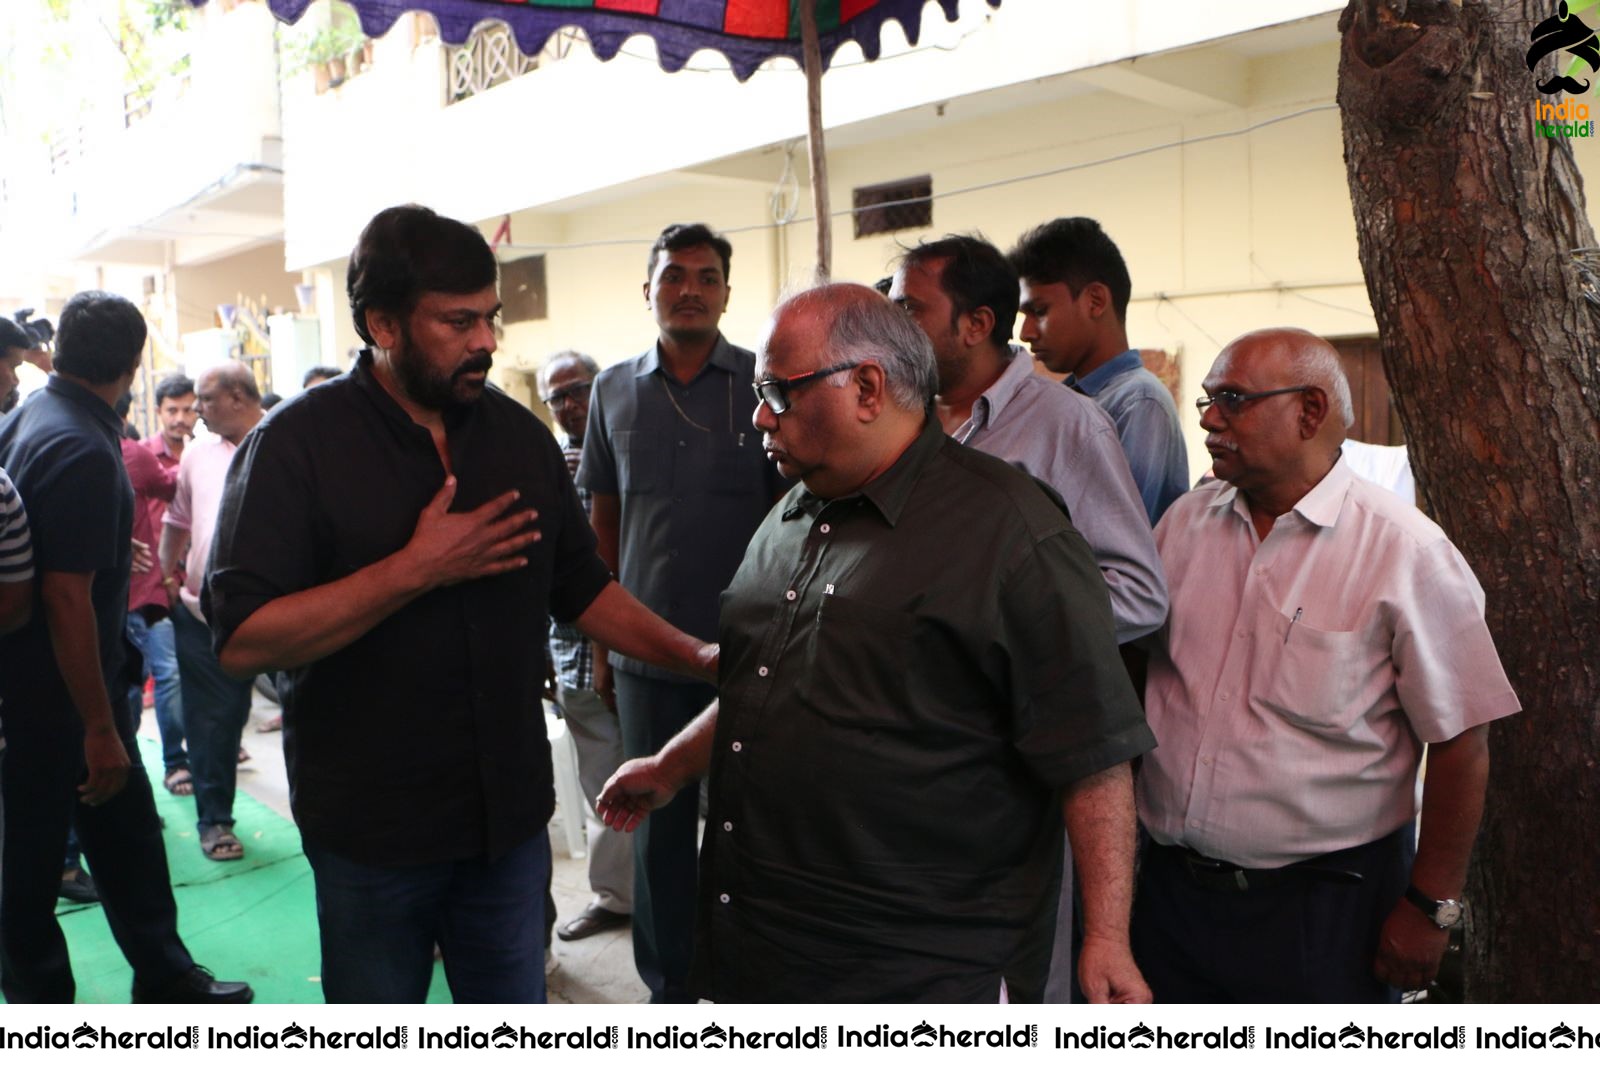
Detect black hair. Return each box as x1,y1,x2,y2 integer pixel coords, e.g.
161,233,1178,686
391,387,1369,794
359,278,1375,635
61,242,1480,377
261,391,283,410
153,373,195,404
647,222,732,282
898,234,1018,349
53,291,147,385
0,317,30,353
302,365,340,388
347,204,498,345
1008,217,1132,323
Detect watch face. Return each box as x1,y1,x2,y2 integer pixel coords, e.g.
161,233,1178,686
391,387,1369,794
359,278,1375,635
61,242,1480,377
1436,900,1463,928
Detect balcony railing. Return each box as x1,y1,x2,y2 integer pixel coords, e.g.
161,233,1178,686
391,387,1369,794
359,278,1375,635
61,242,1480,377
444,24,584,105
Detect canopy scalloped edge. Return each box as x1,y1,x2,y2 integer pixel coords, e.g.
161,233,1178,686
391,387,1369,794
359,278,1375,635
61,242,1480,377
194,0,1000,82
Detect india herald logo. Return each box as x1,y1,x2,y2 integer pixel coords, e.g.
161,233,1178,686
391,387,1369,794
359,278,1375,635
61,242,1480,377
1528,1,1600,94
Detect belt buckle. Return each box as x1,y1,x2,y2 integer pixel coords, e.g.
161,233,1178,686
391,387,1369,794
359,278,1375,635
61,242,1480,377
1184,851,1252,892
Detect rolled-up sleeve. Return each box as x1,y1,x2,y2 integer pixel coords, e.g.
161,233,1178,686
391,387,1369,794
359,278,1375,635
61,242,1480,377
1003,525,1156,788
574,375,618,495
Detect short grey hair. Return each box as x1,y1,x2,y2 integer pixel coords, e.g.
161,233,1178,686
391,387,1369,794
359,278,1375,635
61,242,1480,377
538,350,599,392
777,284,937,412
1284,336,1354,430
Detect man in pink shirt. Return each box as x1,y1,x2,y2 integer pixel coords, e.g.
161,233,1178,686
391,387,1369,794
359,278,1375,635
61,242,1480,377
159,363,262,861
127,374,194,795
1132,328,1520,1002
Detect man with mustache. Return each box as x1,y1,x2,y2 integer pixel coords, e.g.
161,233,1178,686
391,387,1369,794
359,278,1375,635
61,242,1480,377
205,205,718,1003
1132,328,1520,1002
577,222,786,1003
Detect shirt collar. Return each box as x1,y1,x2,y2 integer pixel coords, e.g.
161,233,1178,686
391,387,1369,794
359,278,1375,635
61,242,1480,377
45,375,123,438
1290,453,1356,528
1067,349,1141,397
635,334,737,380
1206,454,1356,529
782,416,943,528
962,346,1036,436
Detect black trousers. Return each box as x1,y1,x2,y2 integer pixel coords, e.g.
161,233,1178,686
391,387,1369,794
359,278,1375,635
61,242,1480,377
615,671,714,1005
0,685,193,1002
1130,826,1413,1004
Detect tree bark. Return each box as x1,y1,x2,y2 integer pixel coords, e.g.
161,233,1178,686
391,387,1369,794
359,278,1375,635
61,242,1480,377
1339,0,1600,1001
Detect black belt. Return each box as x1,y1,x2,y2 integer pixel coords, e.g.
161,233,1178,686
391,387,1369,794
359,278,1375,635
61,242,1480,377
1149,841,1368,893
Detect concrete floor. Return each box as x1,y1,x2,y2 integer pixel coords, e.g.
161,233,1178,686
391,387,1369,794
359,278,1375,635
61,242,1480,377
155,689,649,1004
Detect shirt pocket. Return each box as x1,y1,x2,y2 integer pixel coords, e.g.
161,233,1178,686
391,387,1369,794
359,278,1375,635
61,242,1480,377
614,430,666,495
1256,609,1378,734
800,593,917,731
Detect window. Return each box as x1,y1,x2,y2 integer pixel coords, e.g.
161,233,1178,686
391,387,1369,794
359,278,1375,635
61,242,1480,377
500,255,547,324
852,176,932,239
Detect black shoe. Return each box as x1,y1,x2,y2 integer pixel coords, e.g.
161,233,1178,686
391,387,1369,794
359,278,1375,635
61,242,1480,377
131,965,254,1004
58,868,99,905
556,904,630,942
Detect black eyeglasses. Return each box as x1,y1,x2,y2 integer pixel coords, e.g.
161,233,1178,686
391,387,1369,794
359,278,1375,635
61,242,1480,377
1195,385,1311,418
540,381,592,408
752,361,864,415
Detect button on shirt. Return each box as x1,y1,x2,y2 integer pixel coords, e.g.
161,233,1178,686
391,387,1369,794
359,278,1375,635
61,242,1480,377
696,418,1155,1003
956,347,1167,642
206,354,612,867
1138,456,1520,869
1068,350,1190,524
576,337,786,680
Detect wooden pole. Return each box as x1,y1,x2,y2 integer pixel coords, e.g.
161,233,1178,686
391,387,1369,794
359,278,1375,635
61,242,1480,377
799,2,831,282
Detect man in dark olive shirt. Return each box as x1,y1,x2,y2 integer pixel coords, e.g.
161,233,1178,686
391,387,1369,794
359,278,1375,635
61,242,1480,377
0,290,251,1004
600,284,1155,1003
206,205,716,1005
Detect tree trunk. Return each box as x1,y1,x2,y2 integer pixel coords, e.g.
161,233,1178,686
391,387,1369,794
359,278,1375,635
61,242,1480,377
1338,0,1600,1001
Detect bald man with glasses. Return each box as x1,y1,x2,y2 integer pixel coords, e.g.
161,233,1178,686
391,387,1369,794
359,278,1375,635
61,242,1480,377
600,284,1154,1004
1131,327,1520,1004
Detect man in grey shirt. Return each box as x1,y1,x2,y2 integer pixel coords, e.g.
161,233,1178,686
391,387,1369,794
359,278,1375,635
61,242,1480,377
1010,218,1189,524
577,222,787,1002
889,235,1166,644
890,235,1167,1005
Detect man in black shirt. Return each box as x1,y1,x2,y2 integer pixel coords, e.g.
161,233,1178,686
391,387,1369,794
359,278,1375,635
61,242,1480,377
0,290,251,1004
207,205,716,1004
600,284,1155,1003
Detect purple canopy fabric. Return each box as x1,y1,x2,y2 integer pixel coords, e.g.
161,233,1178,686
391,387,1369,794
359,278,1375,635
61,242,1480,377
223,1,1002,81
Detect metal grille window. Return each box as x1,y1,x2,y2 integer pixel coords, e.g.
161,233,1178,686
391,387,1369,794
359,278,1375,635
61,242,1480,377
446,22,538,104
852,176,932,239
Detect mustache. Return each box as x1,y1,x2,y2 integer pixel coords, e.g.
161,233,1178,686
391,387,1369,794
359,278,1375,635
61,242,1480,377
673,301,706,312
453,352,494,379
1207,437,1239,453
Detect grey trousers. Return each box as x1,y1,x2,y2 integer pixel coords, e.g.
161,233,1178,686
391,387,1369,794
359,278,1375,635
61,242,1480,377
556,684,632,914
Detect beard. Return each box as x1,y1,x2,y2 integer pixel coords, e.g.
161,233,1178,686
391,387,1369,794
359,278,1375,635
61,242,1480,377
392,325,494,411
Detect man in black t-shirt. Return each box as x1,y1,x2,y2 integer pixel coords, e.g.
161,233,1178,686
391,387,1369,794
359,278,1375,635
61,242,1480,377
0,290,252,1004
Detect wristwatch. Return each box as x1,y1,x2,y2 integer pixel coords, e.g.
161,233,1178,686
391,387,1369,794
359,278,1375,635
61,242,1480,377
1404,885,1464,929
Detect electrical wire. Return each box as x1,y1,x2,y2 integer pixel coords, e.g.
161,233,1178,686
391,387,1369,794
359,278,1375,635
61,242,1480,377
494,103,1343,254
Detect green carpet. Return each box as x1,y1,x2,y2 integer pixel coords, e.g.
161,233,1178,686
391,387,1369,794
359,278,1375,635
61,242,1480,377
33,736,452,1004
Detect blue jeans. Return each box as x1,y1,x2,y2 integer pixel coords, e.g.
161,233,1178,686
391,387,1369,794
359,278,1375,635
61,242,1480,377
126,611,186,773
303,830,551,1004
171,601,252,831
